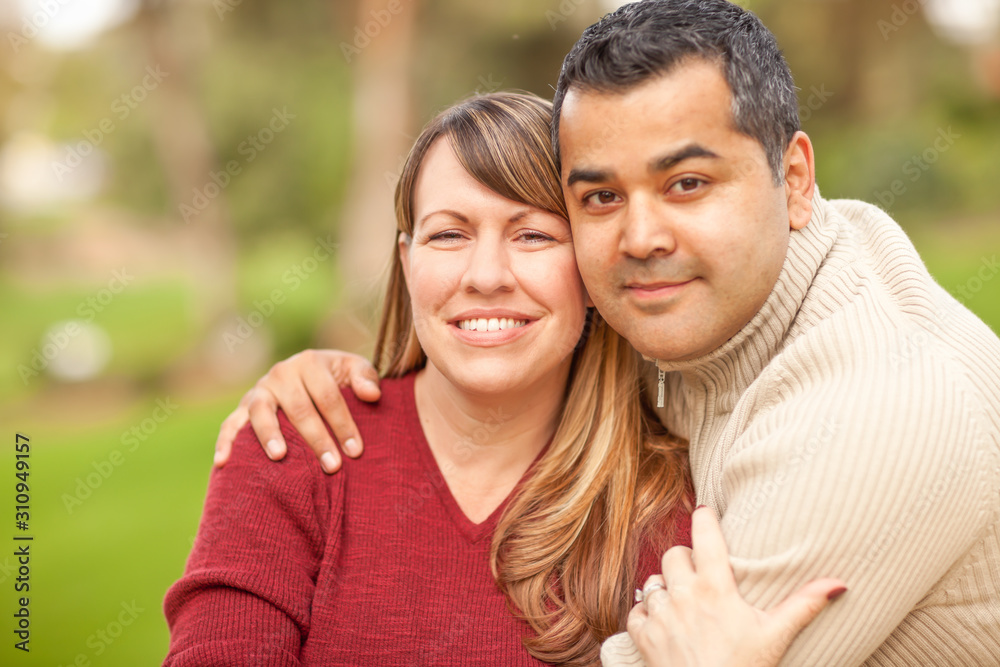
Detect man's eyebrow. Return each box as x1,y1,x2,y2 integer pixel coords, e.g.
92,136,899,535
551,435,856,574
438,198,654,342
566,168,612,188
651,144,720,171
565,144,720,188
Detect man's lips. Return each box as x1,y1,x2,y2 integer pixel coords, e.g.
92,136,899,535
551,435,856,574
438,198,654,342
624,279,696,299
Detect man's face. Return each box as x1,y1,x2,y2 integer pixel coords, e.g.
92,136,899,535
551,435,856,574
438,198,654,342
559,58,800,362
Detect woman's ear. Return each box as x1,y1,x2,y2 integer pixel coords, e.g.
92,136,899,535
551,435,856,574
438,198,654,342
398,231,412,284
783,131,815,231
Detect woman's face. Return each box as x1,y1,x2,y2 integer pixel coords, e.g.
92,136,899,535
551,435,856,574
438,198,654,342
401,136,589,397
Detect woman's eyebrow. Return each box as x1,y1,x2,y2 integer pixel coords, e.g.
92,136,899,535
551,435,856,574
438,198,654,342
418,209,469,226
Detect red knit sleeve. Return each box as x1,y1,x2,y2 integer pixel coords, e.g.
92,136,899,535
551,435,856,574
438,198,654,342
163,413,336,666
636,505,693,586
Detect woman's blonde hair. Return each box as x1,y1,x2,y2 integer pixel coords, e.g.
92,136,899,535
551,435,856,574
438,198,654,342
373,91,691,666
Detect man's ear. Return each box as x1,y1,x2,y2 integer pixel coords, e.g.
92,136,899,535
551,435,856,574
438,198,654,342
398,232,412,284
783,131,815,231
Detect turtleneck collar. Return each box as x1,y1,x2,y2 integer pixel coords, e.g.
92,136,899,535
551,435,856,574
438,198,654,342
653,192,840,395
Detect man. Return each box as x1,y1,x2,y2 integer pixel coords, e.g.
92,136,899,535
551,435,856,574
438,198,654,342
217,1,1000,664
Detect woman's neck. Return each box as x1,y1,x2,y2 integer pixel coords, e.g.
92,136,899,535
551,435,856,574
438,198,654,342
413,361,571,523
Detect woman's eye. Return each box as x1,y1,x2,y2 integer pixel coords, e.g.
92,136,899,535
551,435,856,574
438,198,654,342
428,231,463,242
517,231,553,243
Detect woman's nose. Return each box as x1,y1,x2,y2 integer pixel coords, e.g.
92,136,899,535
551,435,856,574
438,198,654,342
460,233,516,294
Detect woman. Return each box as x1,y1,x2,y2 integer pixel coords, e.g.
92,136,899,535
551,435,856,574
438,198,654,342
170,92,841,667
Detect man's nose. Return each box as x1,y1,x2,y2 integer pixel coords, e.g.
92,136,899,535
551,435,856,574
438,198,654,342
618,194,676,259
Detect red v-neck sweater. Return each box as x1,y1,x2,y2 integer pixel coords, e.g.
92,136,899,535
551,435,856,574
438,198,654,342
164,373,691,666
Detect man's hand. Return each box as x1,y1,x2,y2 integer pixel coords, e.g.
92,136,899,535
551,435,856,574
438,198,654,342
628,507,847,667
213,350,382,473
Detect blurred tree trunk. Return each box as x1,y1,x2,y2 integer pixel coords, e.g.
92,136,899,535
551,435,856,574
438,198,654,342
332,0,418,350
137,0,238,331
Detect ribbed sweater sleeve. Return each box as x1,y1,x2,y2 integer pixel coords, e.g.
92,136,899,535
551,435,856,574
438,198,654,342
163,413,334,666
722,331,997,665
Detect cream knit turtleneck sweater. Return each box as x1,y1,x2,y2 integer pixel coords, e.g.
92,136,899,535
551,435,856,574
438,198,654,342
602,194,1000,666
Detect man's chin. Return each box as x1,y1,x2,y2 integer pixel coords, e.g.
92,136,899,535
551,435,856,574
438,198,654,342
612,321,714,364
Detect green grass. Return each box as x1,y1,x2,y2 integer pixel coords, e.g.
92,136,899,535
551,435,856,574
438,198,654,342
0,280,197,402
908,220,1000,333
0,395,235,666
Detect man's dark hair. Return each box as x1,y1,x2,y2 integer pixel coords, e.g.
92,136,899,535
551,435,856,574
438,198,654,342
551,0,799,185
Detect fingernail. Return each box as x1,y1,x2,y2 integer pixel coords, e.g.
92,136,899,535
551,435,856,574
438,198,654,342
265,439,282,460
344,438,361,457
213,451,225,466
321,451,339,473
827,586,848,601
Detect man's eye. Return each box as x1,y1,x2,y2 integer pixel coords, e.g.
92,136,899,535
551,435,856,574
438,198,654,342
585,191,619,206
671,178,704,193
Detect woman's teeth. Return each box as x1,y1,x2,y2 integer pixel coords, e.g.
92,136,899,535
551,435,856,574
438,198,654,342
457,318,528,332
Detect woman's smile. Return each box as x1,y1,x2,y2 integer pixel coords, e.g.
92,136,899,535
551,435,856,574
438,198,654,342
450,314,536,347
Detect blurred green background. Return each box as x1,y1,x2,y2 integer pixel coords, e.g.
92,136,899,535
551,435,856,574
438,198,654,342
0,0,998,664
